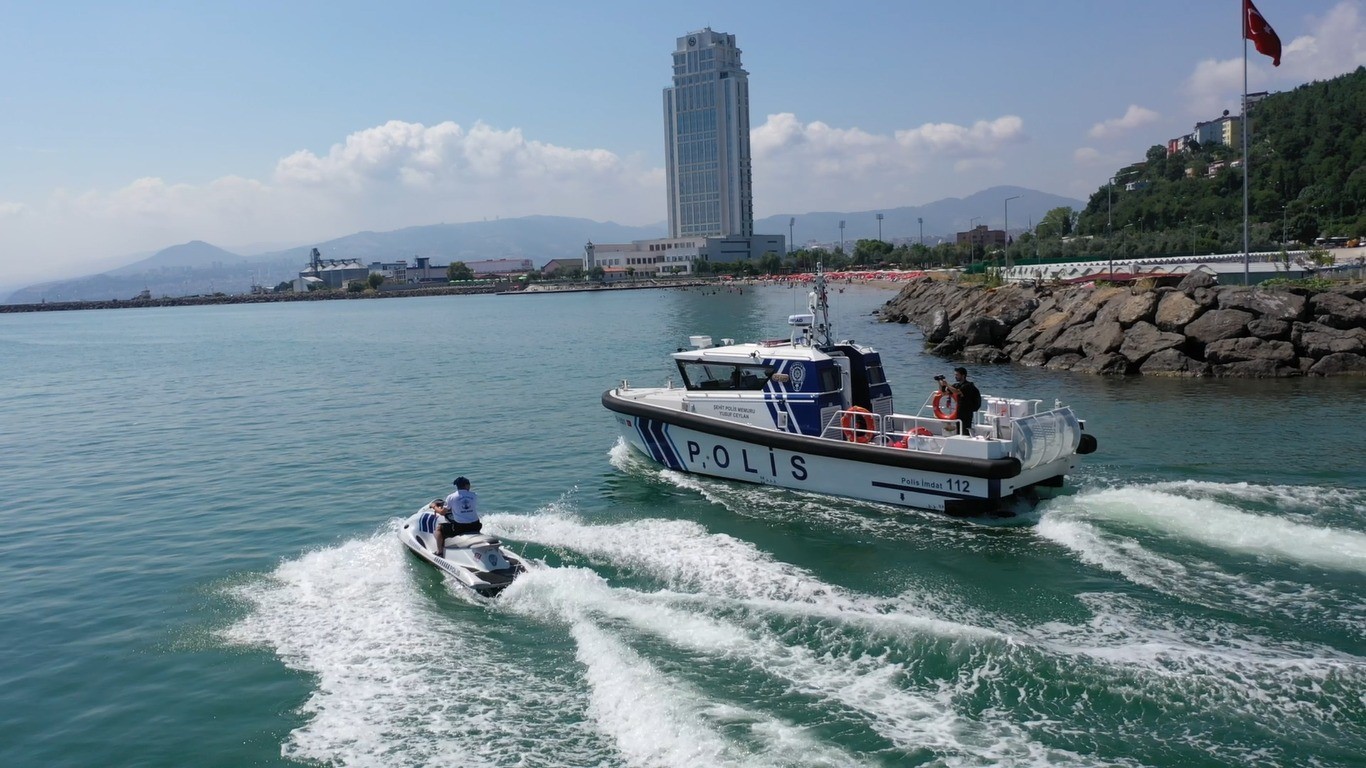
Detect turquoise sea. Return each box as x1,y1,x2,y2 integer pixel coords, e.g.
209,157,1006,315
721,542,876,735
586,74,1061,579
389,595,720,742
2,284,1363,767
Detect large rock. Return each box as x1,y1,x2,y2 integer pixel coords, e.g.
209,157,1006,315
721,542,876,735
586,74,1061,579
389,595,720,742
1120,321,1186,365
1292,322,1366,357
1218,287,1307,321
1072,352,1131,375
1308,291,1366,330
1155,291,1203,331
1184,308,1254,344
1044,353,1082,370
961,344,1011,365
1205,337,1296,365
1116,291,1159,325
925,308,951,343
1139,348,1209,377
1177,270,1218,290
1045,323,1095,357
1309,352,1366,376
1211,359,1299,378
1247,317,1291,340
1082,319,1126,357
961,315,1008,346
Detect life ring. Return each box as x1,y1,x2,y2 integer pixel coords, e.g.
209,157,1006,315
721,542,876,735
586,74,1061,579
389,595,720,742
910,427,933,437
932,390,959,420
841,406,875,443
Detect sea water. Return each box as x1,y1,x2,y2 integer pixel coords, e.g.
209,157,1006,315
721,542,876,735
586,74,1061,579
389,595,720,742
1,285,1363,767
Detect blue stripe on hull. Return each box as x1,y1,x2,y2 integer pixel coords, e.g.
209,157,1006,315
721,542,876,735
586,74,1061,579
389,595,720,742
634,417,683,470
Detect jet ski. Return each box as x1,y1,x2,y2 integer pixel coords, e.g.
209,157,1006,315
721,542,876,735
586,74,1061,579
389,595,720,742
398,504,527,597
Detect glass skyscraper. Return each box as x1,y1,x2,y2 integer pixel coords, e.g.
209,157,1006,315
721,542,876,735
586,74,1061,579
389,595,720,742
663,28,752,239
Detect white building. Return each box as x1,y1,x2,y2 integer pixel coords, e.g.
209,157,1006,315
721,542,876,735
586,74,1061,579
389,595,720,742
664,28,752,239
583,29,783,275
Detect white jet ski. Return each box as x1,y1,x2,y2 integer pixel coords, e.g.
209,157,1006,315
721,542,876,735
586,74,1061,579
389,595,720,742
398,504,527,597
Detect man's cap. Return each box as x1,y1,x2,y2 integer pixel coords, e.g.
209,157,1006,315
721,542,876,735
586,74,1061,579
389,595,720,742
953,366,968,375
453,476,470,488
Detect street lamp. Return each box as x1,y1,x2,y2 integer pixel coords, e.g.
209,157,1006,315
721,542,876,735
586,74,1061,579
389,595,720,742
788,217,795,255
1003,195,1020,270
838,220,845,255
917,216,923,247
876,213,884,243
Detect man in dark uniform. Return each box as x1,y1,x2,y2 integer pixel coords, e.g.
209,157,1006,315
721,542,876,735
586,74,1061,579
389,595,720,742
942,366,981,436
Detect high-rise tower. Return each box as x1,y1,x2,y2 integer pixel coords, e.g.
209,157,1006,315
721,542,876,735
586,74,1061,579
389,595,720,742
663,28,752,239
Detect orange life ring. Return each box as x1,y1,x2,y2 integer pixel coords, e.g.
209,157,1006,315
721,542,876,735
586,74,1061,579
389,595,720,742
841,406,875,443
932,390,959,420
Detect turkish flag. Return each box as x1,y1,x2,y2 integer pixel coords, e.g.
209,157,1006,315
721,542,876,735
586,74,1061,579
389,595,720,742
1244,0,1282,66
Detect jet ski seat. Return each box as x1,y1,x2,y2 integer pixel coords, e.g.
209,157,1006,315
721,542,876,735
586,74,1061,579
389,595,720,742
449,533,501,548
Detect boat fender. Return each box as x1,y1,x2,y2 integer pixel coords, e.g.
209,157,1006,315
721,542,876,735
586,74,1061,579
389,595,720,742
840,406,875,443
932,391,959,420
1078,432,1099,454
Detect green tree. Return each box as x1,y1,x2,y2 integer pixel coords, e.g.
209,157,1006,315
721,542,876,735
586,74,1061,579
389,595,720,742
447,261,474,281
367,273,384,290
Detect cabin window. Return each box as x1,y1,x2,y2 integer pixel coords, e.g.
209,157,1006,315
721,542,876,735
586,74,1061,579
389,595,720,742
865,363,887,387
677,361,773,391
819,367,841,393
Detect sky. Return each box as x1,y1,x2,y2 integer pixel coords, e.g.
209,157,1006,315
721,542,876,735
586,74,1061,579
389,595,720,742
1,0,1364,289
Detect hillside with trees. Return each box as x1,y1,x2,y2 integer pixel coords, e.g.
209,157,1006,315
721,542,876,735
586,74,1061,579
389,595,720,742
1067,65,1366,261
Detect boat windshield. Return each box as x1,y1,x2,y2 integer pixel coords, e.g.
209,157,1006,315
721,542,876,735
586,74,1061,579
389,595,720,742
677,361,774,391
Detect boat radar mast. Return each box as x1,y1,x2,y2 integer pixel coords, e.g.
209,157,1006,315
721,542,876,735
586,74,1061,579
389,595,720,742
809,263,832,348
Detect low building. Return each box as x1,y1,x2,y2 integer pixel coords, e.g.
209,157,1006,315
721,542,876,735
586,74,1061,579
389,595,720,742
541,258,583,276
583,234,785,277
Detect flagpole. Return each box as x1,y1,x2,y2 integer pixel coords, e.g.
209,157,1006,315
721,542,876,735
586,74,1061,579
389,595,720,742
1242,4,1251,285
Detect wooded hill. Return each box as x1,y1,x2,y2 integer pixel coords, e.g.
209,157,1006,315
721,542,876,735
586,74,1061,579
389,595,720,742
1060,66,1366,261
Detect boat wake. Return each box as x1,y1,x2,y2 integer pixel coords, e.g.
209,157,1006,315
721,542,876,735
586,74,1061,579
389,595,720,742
221,491,1366,767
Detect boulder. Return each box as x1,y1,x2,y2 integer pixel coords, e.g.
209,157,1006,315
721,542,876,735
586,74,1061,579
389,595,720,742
1116,291,1159,325
1139,348,1209,377
1045,323,1095,357
1292,322,1365,357
1082,319,1127,357
1308,352,1366,376
961,345,1011,365
1247,317,1290,340
925,308,951,343
1155,291,1203,331
1204,337,1296,365
1119,321,1186,365
1308,291,1366,330
961,315,1008,346
1044,353,1082,371
1184,309,1254,344
1177,270,1218,290
1211,359,1299,378
1072,353,1131,375
1018,349,1050,367
1217,287,1307,321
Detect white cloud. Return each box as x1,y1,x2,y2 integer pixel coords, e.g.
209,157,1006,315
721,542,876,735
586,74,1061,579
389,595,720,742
1185,0,1366,116
0,121,663,286
1088,105,1160,139
750,113,1026,213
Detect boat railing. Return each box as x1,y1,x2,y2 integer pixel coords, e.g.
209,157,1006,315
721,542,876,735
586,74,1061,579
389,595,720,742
820,409,955,454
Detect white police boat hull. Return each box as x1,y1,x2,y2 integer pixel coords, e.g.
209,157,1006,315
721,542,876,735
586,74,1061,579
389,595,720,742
398,507,527,596
602,266,1097,517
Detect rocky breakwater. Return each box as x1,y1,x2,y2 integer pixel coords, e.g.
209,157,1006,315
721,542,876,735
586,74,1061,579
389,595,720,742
877,274,1366,377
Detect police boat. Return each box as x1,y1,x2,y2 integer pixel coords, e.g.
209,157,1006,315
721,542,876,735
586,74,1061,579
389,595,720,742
602,265,1098,517
399,504,528,596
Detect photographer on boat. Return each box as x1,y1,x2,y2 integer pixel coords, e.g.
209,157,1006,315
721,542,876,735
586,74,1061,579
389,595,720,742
936,366,981,437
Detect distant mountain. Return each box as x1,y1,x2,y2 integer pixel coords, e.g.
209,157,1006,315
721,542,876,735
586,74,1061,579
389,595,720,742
5,216,665,304
106,240,245,275
756,186,1085,246
4,187,1083,304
